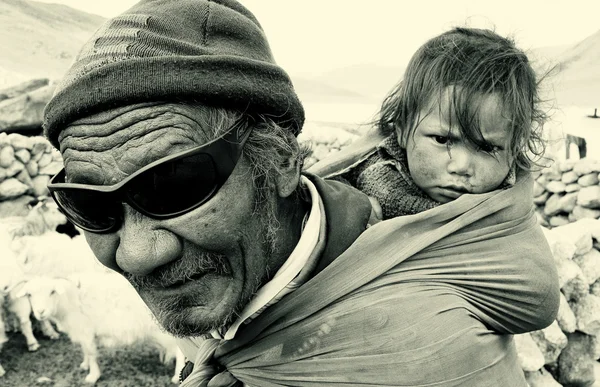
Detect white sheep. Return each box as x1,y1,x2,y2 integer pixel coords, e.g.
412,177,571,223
14,232,108,277
0,244,59,354
16,272,185,384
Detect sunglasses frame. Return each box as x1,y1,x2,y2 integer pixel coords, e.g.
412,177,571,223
48,123,253,233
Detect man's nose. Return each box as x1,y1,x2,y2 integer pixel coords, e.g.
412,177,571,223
115,206,182,276
446,146,474,176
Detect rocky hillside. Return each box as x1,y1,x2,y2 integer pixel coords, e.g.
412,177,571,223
0,0,105,86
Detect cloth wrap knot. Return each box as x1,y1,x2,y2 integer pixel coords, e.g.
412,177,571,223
179,338,240,387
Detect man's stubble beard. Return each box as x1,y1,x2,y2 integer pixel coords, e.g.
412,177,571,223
124,198,281,338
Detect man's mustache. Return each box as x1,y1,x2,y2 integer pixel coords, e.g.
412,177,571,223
124,249,230,289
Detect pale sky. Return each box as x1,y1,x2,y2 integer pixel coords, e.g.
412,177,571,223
34,0,600,75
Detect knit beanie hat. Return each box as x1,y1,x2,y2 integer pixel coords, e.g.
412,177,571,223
43,0,304,148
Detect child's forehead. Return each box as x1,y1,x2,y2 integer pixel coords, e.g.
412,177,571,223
424,86,511,140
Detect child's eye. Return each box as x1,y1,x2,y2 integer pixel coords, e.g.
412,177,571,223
478,143,503,154
433,136,449,145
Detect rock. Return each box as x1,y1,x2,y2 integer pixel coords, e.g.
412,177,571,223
533,192,549,205
574,218,600,241
530,321,568,364
573,159,600,176
14,148,31,164
592,335,600,360
563,271,589,302
557,293,577,333
0,167,6,182
0,146,15,168
550,221,594,256
556,258,583,288
578,186,600,209
25,160,38,177
542,227,577,261
524,368,562,387
591,279,600,297
571,206,600,221
0,194,35,217
559,192,578,213
578,173,599,187
561,171,579,184
549,215,569,227
557,332,595,387
30,137,51,155
546,181,567,194
5,160,24,178
572,294,600,335
31,175,50,197
38,161,63,176
0,78,49,99
50,148,62,161
15,169,32,188
0,178,30,199
36,152,52,168
537,174,549,188
533,181,546,197
544,194,562,216
0,84,56,132
7,133,32,150
514,333,545,371
559,159,577,172
543,166,563,181
565,183,581,193
536,211,549,227
574,249,600,285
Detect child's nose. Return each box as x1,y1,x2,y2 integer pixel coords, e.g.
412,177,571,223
446,146,474,176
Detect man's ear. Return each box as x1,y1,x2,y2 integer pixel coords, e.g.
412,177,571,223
275,139,302,199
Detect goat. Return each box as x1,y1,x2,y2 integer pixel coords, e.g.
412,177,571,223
16,273,185,384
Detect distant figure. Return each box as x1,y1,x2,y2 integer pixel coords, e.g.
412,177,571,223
566,133,587,159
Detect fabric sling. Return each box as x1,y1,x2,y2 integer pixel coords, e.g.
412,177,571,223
178,167,559,386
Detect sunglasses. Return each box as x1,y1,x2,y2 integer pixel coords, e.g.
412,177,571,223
48,123,253,234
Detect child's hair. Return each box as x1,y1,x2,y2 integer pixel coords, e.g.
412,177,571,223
377,27,548,170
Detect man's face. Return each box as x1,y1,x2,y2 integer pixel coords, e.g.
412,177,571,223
405,90,514,203
58,103,277,336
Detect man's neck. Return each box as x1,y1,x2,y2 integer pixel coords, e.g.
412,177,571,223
265,188,311,278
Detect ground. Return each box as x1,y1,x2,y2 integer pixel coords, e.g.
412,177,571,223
1,332,177,387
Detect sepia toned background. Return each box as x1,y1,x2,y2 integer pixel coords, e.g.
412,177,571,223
1,1,599,386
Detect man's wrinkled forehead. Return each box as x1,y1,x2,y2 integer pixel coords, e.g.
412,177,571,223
58,102,211,184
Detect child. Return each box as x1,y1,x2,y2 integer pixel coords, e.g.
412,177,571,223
337,27,548,219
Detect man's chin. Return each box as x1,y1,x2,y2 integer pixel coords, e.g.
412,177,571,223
150,304,232,338
136,277,240,337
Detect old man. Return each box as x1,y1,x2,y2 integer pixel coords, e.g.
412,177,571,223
43,1,558,386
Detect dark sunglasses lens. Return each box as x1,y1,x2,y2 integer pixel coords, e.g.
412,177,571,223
51,190,120,232
129,153,218,216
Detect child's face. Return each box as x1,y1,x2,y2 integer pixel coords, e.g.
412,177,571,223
404,90,513,204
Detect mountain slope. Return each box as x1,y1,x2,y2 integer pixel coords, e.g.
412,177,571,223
0,0,105,85
553,29,600,108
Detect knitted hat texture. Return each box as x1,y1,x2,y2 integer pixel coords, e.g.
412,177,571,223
43,0,304,148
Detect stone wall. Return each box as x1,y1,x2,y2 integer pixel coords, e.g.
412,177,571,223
0,133,61,216
534,158,600,228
